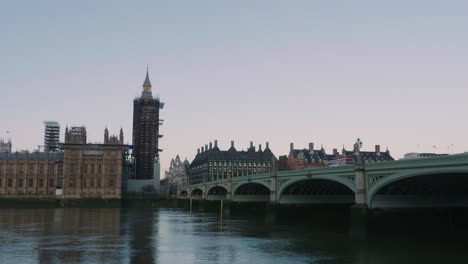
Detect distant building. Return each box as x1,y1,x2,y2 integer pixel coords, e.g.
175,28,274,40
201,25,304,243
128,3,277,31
164,155,190,194
341,144,394,163
62,126,127,198
132,69,164,180
402,152,449,160
284,143,334,170
0,138,12,153
280,143,394,171
188,140,276,185
44,121,60,152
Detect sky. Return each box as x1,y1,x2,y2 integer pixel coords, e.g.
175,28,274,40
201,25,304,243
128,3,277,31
1,1,468,175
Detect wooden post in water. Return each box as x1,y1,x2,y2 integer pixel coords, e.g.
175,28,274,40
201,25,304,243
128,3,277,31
189,198,193,214
220,199,224,231
220,199,224,220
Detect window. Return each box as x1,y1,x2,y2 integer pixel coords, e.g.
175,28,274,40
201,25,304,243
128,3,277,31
0,178,2,187
108,179,115,187
49,179,54,187
91,164,95,174
39,179,44,187
28,164,34,174
98,164,102,174
39,164,45,175
18,178,23,187
69,180,75,187
28,178,33,187
8,178,12,187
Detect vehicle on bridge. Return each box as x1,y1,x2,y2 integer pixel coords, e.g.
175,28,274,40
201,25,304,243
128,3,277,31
328,158,356,167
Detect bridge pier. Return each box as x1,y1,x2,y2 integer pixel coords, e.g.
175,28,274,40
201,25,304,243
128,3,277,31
226,175,232,201
270,170,278,203
354,163,367,208
202,185,206,200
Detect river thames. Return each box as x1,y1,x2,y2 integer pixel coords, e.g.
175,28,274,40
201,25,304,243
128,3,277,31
1,207,468,264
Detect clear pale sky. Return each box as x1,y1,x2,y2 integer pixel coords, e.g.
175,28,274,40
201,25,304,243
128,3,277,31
1,1,467,175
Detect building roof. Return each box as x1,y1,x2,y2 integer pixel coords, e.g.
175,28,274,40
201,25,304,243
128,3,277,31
291,148,335,163
190,142,276,167
342,150,394,162
0,151,63,161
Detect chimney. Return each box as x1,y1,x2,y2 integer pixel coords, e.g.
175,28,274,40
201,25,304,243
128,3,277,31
197,148,200,154
375,145,381,155
259,144,262,151
209,142,213,150
250,141,253,148
333,148,338,156
266,142,269,149
214,140,218,147
201,146,204,152
231,140,234,148
309,142,314,151
290,143,294,152
205,144,208,151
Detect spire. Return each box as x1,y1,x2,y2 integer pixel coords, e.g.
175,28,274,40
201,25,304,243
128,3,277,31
142,67,152,97
143,66,151,87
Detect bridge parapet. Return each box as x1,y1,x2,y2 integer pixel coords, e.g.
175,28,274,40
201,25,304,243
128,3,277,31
276,166,355,178
366,153,468,171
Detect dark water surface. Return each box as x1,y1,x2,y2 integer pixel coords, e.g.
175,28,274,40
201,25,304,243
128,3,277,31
0,207,467,264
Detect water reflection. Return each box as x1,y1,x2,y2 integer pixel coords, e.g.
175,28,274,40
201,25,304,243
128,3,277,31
1,207,468,264
123,208,157,264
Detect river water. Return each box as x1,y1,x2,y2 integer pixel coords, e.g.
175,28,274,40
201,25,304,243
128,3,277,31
0,206,468,264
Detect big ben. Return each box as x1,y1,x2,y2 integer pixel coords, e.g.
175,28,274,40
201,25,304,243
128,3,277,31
132,69,163,180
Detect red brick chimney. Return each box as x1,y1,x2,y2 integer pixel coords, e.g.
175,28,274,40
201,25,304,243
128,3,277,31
333,148,338,156
375,145,381,155
309,142,314,151
290,143,294,152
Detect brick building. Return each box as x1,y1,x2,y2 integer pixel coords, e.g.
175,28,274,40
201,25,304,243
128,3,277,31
280,142,394,171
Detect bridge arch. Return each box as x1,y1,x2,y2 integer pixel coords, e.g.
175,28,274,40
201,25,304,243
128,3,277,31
278,175,355,197
368,168,468,208
191,188,203,196
179,190,188,197
206,186,228,200
232,181,271,195
232,181,271,202
279,177,355,204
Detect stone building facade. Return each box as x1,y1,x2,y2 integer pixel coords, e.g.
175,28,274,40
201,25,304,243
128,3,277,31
164,155,189,194
188,140,276,185
0,151,62,196
62,127,127,198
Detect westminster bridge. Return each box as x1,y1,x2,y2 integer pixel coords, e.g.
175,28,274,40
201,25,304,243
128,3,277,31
179,153,468,208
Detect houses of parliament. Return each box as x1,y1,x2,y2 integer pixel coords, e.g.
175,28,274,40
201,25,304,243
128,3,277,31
0,70,163,198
